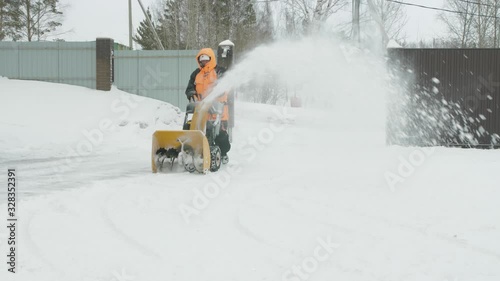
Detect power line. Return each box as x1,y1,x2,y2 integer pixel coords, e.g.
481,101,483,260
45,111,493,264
386,0,500,19
456,0,497,9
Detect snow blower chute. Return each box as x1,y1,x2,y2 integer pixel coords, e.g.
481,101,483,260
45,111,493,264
152,99,225,174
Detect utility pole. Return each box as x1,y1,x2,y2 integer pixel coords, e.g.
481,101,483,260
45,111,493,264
352,0,361,42
137,0,164,50
129,0,133,49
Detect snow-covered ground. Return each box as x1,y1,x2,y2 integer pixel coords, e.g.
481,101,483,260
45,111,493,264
1,35,500,281
0,76,499,281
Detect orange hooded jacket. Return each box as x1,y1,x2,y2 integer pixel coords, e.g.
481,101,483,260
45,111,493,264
185,48,229,121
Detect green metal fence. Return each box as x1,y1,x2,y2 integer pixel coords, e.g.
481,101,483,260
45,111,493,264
0,41,96,89
113,50,199,110
0,41,201,109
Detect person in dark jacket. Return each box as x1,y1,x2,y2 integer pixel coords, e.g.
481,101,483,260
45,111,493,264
185,48,230,164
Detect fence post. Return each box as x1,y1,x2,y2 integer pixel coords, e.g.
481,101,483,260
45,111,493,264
96,38,114,91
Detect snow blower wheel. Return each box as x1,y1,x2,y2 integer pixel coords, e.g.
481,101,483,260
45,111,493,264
210,146,222,172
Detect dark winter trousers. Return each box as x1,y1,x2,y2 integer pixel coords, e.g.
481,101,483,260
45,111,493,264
215,125,231,156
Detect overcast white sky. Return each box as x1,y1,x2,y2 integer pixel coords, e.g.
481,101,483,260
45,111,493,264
394,0,447,42
59,0,447,48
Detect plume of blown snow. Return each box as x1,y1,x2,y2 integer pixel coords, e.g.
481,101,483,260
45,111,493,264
202,35,390,133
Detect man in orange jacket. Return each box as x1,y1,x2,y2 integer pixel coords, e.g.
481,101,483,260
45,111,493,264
185,48,231,164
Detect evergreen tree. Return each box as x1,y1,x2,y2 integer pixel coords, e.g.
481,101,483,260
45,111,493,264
0,0,6,40
133,9,160,50
212,0,231,45
232,0,258,52
135,0,264,53
0,0,18,40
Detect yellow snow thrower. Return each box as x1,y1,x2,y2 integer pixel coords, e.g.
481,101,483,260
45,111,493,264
151,99,224,174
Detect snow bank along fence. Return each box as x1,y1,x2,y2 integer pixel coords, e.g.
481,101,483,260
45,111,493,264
387,48,500,148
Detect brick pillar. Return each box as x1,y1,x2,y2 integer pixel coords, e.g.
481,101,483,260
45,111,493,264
96,38,114,91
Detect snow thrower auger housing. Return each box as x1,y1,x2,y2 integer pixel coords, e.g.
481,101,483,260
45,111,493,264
152,99,225,174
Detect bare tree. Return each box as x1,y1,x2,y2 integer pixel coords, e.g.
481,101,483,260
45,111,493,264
493,0,499,47
473,0,498,47
283,0,347,35
279,2,300,37
254,1,274,45
441,1,476,47
479,0,500,47
440,0,500,48
363,0,408,47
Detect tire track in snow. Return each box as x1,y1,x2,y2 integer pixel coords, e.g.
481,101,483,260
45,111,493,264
99,192,162,260
280,192,500,262
23,211,60,273
234,206,289,252
234,198,386,281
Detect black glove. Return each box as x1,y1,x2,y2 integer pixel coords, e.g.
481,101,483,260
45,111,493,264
186,90,197,100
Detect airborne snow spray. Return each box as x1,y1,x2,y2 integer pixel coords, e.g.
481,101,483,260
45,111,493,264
202,35,389,139
204,35,492,147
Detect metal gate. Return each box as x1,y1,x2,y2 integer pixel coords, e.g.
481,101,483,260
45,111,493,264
113,50,198,110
